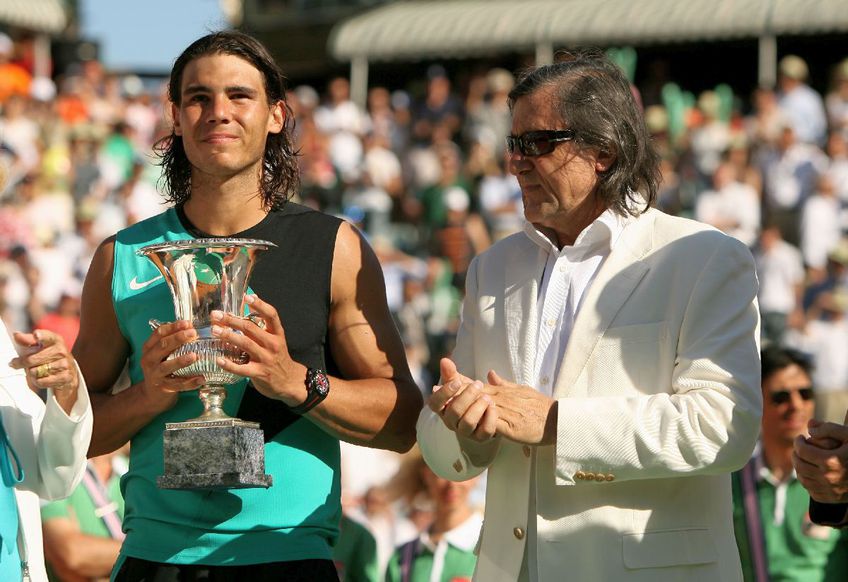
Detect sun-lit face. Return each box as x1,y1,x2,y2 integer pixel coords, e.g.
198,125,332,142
421,465,477,512
761,363,815,446
172,53,283,183
507,85,610,245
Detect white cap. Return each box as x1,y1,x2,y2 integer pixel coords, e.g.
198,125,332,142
30,77,57,102
444,186,470,212
0,33,13,56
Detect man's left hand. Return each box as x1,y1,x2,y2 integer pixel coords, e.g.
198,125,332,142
211,294,307,407
482,370,558,446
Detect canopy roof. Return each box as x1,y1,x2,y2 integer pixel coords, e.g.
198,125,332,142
330,0,848,62
0,0,66,33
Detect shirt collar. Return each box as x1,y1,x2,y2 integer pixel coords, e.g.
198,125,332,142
752,443,797,486
420,512,483,553
523,207,631,258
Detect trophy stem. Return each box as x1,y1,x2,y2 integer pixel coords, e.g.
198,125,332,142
193,385,231,421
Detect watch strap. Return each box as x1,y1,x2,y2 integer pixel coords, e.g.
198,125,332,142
289,367,330,415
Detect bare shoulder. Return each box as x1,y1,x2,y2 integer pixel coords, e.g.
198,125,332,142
330,221,384,305
74,235,128,393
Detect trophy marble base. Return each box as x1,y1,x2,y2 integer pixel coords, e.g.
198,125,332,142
157,418,273,490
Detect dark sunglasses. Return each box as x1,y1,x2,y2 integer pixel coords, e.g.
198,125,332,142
769,387,814,405
506,129,576,157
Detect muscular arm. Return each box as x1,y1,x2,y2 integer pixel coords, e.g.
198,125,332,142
74,239,202,457
300,223,422,451
214,222,422,452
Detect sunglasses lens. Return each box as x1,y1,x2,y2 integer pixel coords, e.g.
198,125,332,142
528,136,550,156
771,392,790,405
770,387,815,404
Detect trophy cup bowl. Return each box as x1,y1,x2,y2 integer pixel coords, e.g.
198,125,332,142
138,238,276,490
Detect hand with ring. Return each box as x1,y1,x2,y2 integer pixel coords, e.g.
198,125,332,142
10,329,81,414
35,362,52,379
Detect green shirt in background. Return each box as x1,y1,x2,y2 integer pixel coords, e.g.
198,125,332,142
41,465,124,539
732,455,848,582
333,514,379,582
385,513,481,582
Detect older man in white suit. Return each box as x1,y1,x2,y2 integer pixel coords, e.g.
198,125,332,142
417,51,762,582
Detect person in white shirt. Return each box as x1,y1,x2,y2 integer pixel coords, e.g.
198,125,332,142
800,175,843,271
778,55,828,147
695,161,760,247
417,50,761,582
1,319,93,582
754,224,806,345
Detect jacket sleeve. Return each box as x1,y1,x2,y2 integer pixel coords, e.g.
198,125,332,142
417,256,500,481
554,235,762,485
0,324,92,501
32,366,93,500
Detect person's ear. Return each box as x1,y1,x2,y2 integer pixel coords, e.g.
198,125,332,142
268,100,284,135
595,149,615,173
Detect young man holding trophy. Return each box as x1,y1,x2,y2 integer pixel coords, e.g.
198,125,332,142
72,31,422,581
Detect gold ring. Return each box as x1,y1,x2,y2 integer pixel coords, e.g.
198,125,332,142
35,363,50,379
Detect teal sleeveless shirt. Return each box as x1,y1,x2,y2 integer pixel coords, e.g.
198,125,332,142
112,207,341,565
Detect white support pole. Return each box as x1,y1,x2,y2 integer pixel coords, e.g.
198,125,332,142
350,55,369,109
34,33,51,78
758,34,777,89
535,42,554,66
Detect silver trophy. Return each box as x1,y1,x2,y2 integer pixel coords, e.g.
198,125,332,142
138,238,276,490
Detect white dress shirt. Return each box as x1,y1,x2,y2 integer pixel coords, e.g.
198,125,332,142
523,209,632,395
521,208,631,582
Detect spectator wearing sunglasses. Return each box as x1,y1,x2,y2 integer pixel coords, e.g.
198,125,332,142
417,49,760,582
732,346,848,581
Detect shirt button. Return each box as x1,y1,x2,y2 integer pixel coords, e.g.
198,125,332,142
513,527,525,540
522,445,531,458
546,318,557,327
540,376,550,385
558,264,568,273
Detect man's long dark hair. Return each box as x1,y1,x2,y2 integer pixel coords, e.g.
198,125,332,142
508,50,661,217
155,31,299,210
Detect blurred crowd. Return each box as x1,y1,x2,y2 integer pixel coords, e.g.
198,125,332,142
3,26,848,580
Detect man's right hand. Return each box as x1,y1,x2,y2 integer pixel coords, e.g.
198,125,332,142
139,320,204,411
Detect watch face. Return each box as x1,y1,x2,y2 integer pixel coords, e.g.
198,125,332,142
308,368,330,396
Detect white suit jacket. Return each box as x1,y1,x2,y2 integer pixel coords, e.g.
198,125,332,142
0,321,92,582
418,209,762,581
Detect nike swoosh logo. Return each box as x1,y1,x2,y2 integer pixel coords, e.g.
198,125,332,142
129,275,163,290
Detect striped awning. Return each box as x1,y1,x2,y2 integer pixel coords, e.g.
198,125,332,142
329,0,848,62
0,0,67,33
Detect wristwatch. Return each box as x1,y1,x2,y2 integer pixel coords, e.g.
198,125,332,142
289,368,330,415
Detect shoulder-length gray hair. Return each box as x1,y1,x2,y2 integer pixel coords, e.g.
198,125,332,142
508,50,660,217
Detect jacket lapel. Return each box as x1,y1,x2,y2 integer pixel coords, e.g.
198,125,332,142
553,211,656,397
504,240,546,385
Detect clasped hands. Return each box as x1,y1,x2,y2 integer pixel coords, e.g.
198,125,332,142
793,413,848,504
429,357,557,446
139,294,306,410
